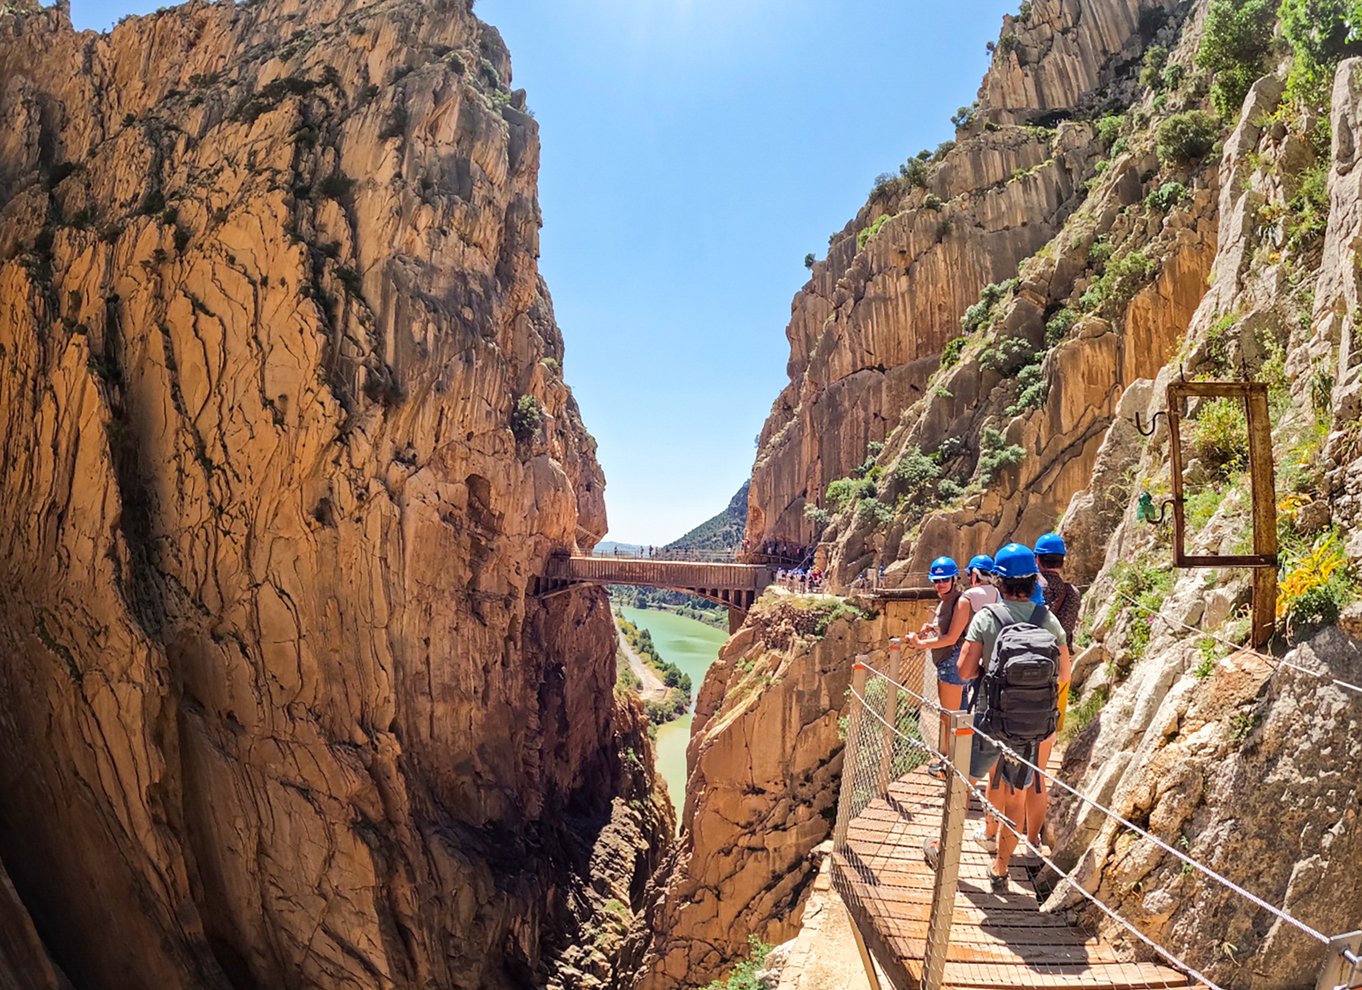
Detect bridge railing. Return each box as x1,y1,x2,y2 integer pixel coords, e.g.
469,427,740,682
555,556,772,590
586,548,739,563
834,643,1362,990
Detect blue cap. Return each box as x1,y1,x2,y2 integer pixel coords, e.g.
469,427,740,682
994,543,1038,578
966,554,995,574
928,556,959,580
1034,532,1067,556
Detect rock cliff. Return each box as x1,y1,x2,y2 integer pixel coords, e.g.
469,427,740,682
647,0,1362,986
0,1,669,988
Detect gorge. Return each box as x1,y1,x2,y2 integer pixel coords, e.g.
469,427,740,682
4,0,1362,989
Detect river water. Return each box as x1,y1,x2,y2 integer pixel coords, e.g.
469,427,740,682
618,606,727,824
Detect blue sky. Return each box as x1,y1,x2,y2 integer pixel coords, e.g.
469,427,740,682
71,0,1015,545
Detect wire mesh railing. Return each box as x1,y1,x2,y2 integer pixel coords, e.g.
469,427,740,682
830,641,1362,990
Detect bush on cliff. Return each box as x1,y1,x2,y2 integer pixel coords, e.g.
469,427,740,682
702,935,772,990
1280,0,1362,113
1156,111,1219,164
511,394,541,441
1197,0,1278,119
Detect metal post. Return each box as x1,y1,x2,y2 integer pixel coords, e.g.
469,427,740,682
877,638,903,792
921,711,972,990
1316,931,1362,990
834,657,871,850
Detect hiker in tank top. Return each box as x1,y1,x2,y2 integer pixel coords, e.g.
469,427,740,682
907,557,971,775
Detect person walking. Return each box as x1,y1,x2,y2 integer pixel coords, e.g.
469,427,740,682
908,557,971,777
1023,532,1082,849
941,543,1068,891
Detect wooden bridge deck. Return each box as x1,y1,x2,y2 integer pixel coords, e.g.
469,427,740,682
832,762,1195,990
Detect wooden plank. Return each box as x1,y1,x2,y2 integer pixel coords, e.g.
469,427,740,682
941,960,1192,989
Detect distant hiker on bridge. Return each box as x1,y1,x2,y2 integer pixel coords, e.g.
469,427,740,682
930,543,1067,893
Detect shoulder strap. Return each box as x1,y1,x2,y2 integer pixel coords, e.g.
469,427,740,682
1029,604,1049,626
986,603,1016,628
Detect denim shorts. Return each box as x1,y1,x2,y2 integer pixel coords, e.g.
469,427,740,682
934,647,966,687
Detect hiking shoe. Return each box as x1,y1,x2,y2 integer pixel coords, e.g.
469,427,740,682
925,760,949,781
971,825,997,853
922,837,940,870
988,870,1008,893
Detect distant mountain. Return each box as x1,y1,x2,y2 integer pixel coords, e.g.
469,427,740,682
597,540,644,556
665,481,749,552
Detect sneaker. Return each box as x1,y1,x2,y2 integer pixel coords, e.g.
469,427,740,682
922,837,940,870
971,825,997,853
989,870,1008,893
925,760,949,781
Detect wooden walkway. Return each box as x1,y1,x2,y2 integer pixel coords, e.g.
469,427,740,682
832,762,1195,990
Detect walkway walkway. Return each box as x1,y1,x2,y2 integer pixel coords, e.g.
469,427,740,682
832,761,1194,990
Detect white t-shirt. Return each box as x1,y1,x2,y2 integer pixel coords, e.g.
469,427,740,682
962,584,1001,614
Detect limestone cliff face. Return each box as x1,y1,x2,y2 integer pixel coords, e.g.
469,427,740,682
621,599,926,990
748,0,1183,550
642,0,1362,986
0,1,669,988
1047,57,1362,986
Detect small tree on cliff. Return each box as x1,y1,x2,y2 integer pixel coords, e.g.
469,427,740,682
511,394,542,442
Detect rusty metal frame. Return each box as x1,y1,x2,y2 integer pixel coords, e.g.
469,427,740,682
1165,381,1278,647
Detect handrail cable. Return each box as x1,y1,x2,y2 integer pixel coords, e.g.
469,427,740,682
1112,589,1362,698
954,758,1231,990
963,715,1334,946
848,679,1227,990
853,659,1334,945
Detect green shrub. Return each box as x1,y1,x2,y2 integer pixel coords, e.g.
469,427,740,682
923,193,944,210
1139,46,1170,91
940,336,967,369
1147,181,1188,211
1096,114,1125,146
952,104,978,129
856,496,894,528
1045,307,1077,345
899,157,930,188
1191,397,1249,476
1080,251,1159,315
1006,361,1048,416
511,394,542,441
1281,0,1362,112
1198,0,1278,119
996,32,1021,57
979,335,1034,375
826,476,876,507
804,504,832,531
1184,486,1227,530
1088,237,1114,266
1106,560,1174,676
1193,637,1221,679
804,252,816,269
976,426,1025,487
1285,160,1330,251
933,139,957,161
857,213,892,250
1156,111,1220,164
960,279,1017,333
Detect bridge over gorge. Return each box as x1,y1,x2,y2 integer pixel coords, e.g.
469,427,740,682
535,550,780,632
834,641,1362,990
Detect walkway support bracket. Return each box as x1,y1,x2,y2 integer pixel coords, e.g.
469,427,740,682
1317,930,1362,990
920,710,972,990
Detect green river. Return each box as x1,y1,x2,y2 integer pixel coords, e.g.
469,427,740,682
618,606,727,824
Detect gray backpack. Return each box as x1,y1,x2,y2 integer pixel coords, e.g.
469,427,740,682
976,604,1060,745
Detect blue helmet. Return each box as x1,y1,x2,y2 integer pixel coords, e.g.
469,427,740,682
928,556,959,580
994,543,1038,578
1034,532,1067,557
966,554,995,575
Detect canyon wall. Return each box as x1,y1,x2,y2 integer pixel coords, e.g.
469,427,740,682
654,0,1362,986
0,1,668,988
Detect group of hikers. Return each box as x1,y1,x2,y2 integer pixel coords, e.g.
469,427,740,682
774,567,825,593
907,533,1082,893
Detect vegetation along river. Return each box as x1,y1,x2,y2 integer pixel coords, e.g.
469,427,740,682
618,605,727,823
